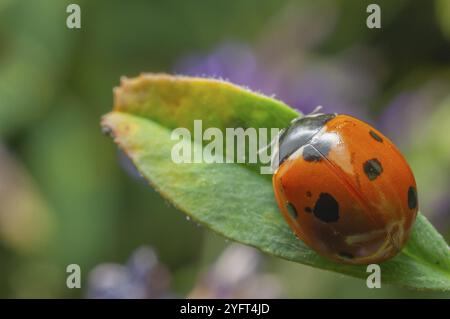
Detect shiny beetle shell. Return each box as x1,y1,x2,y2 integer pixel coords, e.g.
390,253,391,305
272,113,418,264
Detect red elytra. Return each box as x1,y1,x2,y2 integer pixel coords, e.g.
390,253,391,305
272,113,418,264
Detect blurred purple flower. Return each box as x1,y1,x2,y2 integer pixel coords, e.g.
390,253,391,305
174,41,378,121
188,244,283,299
431,197,450,234
378,78,449,148
378,91,416,147
378,78,450,232
87,244,282,299
175,42,284,102
87,246,172,299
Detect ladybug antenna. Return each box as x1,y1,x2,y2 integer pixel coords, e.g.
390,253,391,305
257,128,284,172
289,105,324,125
309,105,323,115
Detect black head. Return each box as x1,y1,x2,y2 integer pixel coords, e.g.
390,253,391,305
274,113,336,168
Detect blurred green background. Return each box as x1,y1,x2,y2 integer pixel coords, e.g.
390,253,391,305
0,0,449,298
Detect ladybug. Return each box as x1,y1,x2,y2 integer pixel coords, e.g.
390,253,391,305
272,113,418,264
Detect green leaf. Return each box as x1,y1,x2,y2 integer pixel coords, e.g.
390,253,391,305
436,0,450,41
101,74,450,291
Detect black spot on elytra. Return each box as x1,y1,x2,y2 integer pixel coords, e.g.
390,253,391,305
313,193,339,223
338,252,354,259
306,191,312,197
286,202,298,219
304,207,312,213
408,186,417,209
278,114,335,165
369,130,383,143
363,158,383,181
